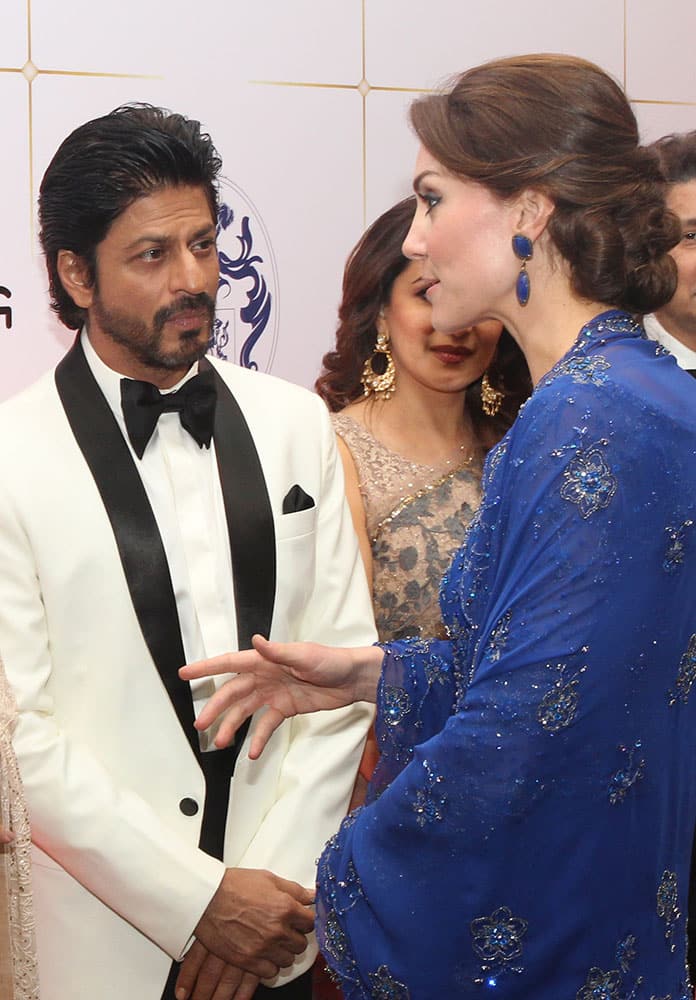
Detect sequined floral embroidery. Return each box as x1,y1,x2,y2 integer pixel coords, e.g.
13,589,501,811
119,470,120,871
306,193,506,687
335,861,365,914
560,443,618,519
484,438,509,484
656,870,680,951
486,610,512,663
608,742,645,805
663,520,693,573
423,653,450,689
615,934,636,973
367,964,410,999
471,906,528,968
668,635,696,707
323,910,350,964
576,967,622,1000
537,662,587,733
411,759,446,828
553,354,611,385
382,685,412,726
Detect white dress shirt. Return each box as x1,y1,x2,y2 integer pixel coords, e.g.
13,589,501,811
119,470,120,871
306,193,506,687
643,313,696,370
82,332,236,748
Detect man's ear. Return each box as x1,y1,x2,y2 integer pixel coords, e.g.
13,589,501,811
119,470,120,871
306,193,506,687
513,188,555,243
56,251,94,309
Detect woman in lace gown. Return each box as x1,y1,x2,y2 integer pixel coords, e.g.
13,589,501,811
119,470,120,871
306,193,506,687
184,55,696,996
317,196,530,646
0,664,39,999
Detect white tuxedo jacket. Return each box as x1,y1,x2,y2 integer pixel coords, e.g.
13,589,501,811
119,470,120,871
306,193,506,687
0,341,375,1000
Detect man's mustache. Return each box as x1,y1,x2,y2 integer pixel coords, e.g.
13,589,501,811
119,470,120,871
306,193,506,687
153,293,216,331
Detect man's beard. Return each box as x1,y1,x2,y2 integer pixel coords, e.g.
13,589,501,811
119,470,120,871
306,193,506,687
90,291,217,371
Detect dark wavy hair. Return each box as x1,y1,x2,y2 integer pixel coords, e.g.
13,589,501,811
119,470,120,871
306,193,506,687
649,130,696,185
39,103,222,330
316,197,531,449
410,54,679,315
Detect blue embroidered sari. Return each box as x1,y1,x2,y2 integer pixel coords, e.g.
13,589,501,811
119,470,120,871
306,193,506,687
316,312,696,998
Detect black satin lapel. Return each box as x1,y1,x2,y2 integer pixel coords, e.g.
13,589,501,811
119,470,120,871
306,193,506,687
55,339,198,753
202,358,276,648
55,340,241,864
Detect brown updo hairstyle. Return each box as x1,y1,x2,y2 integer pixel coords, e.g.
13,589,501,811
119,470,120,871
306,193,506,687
316,197,531,450
410,54,679,315
649,129,696,185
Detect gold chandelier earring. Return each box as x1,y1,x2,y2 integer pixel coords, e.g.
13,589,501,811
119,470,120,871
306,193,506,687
361,329,396,399
481,372,504,417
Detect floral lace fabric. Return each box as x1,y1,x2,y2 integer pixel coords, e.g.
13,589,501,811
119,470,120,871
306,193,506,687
332,412,482,641
0,665,39,999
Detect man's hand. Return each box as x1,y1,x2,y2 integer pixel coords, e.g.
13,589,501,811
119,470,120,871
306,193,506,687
174,941,258,1000
194,868,315,980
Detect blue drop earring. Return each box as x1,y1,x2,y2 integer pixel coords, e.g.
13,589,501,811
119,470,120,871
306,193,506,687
512,234,533,307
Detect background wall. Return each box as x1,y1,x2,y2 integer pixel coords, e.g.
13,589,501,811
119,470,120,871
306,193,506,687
1,0,695,399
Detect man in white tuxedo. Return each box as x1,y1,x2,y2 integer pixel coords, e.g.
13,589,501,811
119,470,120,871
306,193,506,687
644,130,696,377
0,105,375,1000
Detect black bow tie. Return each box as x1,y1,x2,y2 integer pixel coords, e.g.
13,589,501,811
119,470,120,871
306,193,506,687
687,369,696,379
120,370,217,459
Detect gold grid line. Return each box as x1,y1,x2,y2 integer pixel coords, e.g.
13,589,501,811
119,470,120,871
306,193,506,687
632,98,696,107
251,0,433,225
0,1,160,237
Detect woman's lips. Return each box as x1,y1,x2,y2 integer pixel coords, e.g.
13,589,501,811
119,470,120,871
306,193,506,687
431,345,473,364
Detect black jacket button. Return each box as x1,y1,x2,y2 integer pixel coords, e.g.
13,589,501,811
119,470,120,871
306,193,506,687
179,797,199,816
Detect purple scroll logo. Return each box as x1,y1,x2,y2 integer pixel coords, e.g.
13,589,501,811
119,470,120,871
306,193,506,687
211,177,279,372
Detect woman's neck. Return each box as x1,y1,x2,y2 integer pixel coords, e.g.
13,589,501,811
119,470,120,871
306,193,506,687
501,261,617,385
346,382,474,467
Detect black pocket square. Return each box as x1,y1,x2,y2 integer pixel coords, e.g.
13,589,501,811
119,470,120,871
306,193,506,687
282,484,315,514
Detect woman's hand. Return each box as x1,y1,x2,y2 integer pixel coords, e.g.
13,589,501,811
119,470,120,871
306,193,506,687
179,635,383,758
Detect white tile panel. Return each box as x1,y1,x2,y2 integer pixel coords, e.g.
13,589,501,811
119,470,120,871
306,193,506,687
365,0,625,91
626,0,696,103
634,102,696,145
365,88,420,227
0,0,27,67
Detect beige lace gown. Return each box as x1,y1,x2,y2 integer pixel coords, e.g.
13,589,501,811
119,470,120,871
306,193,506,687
0,664,38,1000
332,413,484,642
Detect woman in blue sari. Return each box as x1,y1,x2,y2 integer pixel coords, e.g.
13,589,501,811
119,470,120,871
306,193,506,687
183,55,696,997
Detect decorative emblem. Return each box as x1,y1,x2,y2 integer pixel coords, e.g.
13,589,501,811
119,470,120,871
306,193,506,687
211,178,279,371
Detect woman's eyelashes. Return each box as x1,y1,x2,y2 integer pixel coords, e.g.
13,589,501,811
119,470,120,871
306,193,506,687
417,190,441,214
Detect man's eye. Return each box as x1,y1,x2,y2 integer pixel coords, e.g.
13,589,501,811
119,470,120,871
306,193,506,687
683,231,696,243
141,248,163,261
193,239,216,253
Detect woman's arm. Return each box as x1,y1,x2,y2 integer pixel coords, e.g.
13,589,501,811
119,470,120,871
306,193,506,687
180,637,384,757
